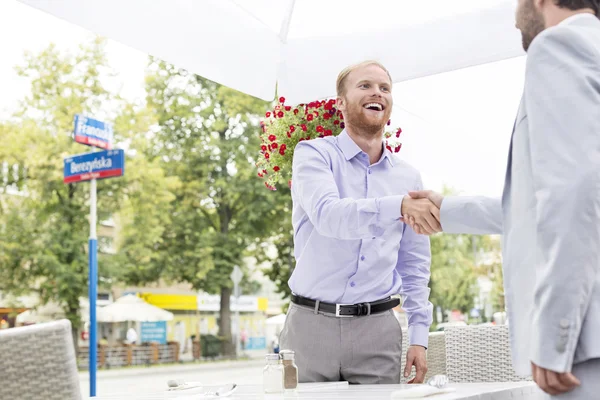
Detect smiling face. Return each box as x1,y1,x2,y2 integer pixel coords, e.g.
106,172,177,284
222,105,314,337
337,63,393,137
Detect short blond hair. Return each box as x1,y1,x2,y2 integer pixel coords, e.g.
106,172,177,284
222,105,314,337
336,60,393,97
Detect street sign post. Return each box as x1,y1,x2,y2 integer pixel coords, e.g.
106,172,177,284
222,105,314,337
230,265,243,357
73,114,114,150
65,115,122,398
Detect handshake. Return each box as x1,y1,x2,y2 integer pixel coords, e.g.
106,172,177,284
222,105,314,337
401,190,444,235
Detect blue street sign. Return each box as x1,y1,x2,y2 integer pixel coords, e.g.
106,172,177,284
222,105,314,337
74,114,114,150
63,149,124,184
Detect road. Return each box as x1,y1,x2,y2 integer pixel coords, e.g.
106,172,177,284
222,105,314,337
79,359,264,398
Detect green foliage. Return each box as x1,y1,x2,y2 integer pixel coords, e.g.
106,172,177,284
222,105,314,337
135,60,287,355
0,39,174,341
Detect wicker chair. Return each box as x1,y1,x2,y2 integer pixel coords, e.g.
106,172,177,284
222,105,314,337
444,325,532,383
400,330,447,383
0,319,82,400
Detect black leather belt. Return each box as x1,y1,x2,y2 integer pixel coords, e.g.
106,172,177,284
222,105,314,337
291,294,400,317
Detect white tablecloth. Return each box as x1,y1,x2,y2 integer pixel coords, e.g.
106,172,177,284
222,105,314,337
90,381,543,400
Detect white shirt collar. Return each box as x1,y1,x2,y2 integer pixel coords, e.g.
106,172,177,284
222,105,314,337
559,13,596,26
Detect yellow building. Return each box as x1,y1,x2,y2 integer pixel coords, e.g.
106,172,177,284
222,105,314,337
137,291,269,350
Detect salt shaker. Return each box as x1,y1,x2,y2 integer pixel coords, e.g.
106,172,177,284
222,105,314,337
263,353,284,393
280,350,298,392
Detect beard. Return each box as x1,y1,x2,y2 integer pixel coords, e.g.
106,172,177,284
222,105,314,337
343,100,392,137
518,0,546,51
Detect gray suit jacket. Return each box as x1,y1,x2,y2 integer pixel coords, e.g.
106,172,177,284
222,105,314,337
440,14,600,376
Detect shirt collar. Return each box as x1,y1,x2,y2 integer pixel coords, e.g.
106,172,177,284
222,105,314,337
559,13,596,26
337,129,394,167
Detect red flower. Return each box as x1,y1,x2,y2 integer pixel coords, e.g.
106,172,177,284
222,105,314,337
274,166,280,172
263,169,267,174
279,96,285,104
340,122,345,129
395,144,402,153
272,143,278,149
323,113,331,120
340,114,344,120
285,106,291,111
314,111,319,117
334,120,340,125
287,132,291,138
264,153,270,159
307,114,314,121
396,128,402,138
386,145,392,152
279,147,286,156
258,172,264,178
266,112,271,118
268,134,277,142
261,145,267,152
290,125,296,132
277,111,284,118
324,129,333,136
294,109,299,115
316,126,324,133
301,124,307,132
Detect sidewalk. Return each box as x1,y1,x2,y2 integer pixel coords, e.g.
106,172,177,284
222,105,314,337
79,355,266,379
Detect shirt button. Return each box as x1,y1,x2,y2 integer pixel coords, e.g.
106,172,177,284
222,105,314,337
360,255,365,261
368,169,372,174
350,282,356,287
372,237,376,240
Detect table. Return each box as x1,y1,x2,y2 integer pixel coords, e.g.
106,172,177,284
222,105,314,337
90,381,543,400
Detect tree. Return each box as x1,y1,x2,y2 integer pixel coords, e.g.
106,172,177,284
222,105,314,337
134,60,284,355
429,232,478,322
0,39,174,345
256,189,293,311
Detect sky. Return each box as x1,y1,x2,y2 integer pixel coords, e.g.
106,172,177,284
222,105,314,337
0,0,526,197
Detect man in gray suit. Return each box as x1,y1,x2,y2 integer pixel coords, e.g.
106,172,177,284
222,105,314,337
401,0,600,398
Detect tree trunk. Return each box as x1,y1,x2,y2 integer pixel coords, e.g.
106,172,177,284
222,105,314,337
72,326,79,359
68,304,80,359
218,286,235,357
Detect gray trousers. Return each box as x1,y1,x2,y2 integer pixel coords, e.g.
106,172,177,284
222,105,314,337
279,302,403,384
541,358,600,399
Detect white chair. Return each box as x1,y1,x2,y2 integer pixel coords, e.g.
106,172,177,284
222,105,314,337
444,325,532,383
0,319,82,400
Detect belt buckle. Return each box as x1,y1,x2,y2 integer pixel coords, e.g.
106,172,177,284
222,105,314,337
335,303,353,318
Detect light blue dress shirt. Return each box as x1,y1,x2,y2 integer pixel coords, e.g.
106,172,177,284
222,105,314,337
289,130,433,347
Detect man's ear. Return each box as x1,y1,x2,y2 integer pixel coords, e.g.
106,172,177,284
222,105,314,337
336,96,346,112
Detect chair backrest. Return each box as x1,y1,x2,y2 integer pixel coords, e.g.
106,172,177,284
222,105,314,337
444,325,531,383
400,330,446,383
0,319,82,400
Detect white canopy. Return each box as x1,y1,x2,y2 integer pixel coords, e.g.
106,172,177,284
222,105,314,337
97,294,173,323
17,0,523,104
